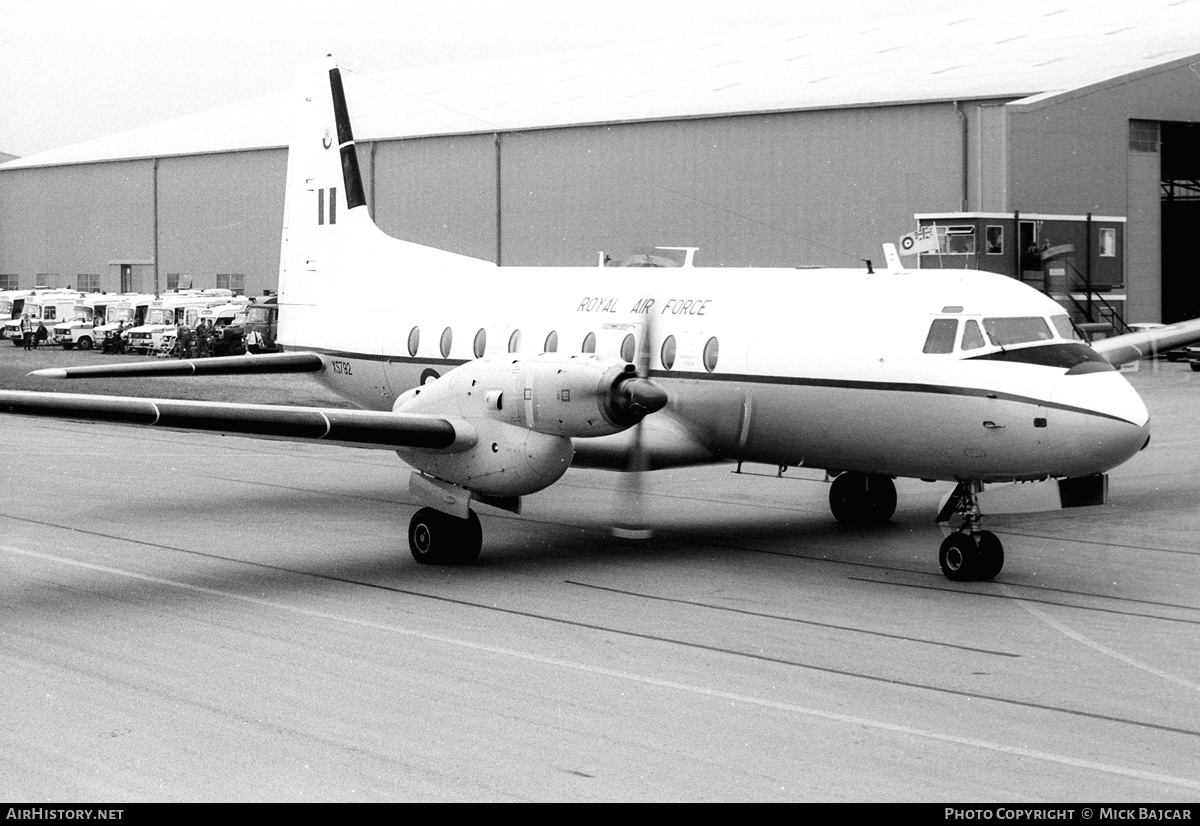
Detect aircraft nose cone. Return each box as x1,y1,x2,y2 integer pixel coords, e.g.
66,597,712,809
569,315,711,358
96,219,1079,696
1049,370,1150,475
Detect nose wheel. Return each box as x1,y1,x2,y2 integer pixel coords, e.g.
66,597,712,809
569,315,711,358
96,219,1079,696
409,507,483,565
936,481,1004,581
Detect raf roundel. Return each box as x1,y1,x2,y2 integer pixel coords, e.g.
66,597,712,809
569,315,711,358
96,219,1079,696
900,235,916,252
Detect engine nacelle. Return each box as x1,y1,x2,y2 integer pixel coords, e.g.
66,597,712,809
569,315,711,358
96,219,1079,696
393,354,667,438
391,355,667,498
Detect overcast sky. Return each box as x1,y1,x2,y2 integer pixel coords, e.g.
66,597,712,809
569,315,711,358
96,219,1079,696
1,0,1073,158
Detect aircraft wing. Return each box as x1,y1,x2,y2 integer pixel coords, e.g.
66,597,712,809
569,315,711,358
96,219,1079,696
27,351,325,379
1090,317,1200,366
0,390,473,452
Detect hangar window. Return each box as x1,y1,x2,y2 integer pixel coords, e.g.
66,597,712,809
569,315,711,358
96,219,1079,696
985,226,1003,255
407,326,420,357
620,334,636,363
703,337,719,372
216,273,245,295
923,318,959,354
473,328,487,358
935,226,976,255
582,332,596,353
544,330,558,353
0,274,17,291
76,274,100,293
983,317,1053,347
660,335,677,370
1129,120,1159,153
961,320,985,351
508,329,521,353
440,326,453,358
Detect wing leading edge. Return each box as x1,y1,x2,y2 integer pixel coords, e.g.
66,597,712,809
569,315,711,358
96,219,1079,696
0,390,471,451
27,351,326,380
1090,317,1200,366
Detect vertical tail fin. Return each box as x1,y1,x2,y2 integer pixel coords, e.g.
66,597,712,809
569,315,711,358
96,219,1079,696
276,56,493,350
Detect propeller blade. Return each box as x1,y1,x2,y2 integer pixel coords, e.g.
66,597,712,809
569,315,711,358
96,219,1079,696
611,310,658,539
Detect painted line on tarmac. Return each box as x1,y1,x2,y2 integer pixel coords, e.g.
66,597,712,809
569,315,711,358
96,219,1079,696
997,583,1200,694
5,542,1200,795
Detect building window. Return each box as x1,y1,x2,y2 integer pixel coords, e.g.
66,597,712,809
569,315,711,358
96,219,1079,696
1129,120,1159,153
216,273,245,294
934,226,976,255
77,274,100,292
985,226,1003,255
1099,228,1117,258
0,274,18,290
36,273,58,287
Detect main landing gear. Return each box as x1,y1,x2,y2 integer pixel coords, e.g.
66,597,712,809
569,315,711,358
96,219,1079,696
936,481,1004,581
829,472,897,526
408,507,483,565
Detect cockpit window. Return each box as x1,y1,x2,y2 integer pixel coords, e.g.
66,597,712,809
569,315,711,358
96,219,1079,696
982,316,1053,347
1049,314,1080,341
923,318,959,354
961,319,985,350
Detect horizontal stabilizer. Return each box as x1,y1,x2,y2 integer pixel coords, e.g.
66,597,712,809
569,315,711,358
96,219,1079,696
28,352,325,380
1090,317,1200,366
0,390,468,451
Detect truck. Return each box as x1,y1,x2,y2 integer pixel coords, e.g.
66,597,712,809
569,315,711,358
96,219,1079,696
4,290,81,345
50,293,116,350
240,297,279,353
0,288,78,340
122,290,242,355
91,293,158,352
163,299,251,356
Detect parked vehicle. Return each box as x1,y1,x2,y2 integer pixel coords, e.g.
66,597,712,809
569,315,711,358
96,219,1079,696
4,290,81,345
0,288,78,339
241,298,279,354
123,290,244,354
50,293,115,350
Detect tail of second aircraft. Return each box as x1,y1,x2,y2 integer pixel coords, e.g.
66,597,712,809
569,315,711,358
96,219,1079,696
277,56,492,350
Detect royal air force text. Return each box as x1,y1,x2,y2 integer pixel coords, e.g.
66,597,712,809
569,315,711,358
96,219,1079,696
576,297,710,316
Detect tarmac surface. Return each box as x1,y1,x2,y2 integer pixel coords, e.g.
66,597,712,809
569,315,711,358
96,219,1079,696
1,346,1198,801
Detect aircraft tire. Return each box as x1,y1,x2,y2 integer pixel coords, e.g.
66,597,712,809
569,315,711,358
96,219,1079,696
975,530,1004,580
408,507,482,565
829,472,897,526
939,533,979,581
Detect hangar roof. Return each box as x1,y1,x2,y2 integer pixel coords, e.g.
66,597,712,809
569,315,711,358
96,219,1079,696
6,0,1200,170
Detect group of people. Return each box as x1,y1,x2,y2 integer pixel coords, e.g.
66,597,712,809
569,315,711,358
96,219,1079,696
173,318,221,359
17,314,48,350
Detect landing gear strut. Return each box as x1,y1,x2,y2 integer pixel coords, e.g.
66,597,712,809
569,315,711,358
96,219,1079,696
936,481,1004,581
829,472,897,526
408,507,483,565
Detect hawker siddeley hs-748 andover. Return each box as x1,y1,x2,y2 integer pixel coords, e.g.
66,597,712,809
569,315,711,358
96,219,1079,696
4,56,1200,581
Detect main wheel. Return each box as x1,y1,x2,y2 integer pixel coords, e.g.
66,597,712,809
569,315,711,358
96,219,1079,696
829,472,897,526
939,532,979,581
975,530,1004,581
408,507,482,565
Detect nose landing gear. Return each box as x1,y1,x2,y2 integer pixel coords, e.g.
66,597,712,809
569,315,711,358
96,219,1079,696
936,481,1004,581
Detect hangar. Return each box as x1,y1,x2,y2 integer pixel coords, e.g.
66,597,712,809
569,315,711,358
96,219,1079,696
2,1,1199,326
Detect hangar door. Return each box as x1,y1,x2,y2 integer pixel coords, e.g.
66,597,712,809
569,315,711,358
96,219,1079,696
1161,121,1200,323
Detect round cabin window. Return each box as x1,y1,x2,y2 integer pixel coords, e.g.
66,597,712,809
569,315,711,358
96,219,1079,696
440,327,453,358
703,336,719,372
660,335,677,370
407,326,420,357
473,328,487,358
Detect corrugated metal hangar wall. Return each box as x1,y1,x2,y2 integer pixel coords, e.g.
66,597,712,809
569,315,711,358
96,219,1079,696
3,58,1200,324
0,102,970,296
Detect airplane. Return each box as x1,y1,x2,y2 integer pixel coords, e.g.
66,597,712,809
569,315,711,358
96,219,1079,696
3,55,1200,581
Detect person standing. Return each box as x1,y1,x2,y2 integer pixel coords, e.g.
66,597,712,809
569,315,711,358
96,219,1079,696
19,313,33,350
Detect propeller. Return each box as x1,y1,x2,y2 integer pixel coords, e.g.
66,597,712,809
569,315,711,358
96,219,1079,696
611,309,659,540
